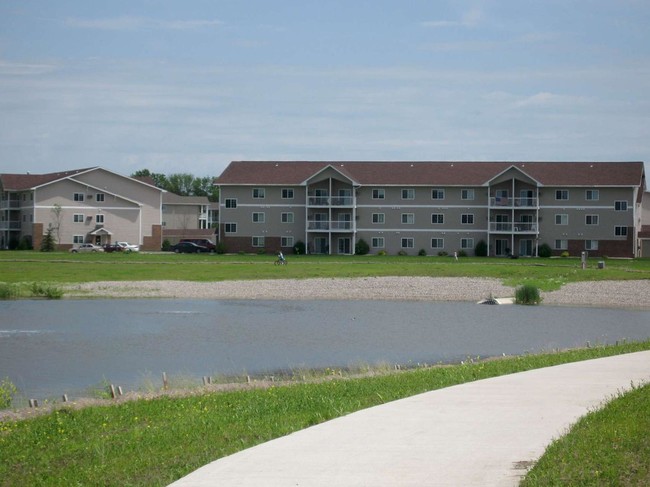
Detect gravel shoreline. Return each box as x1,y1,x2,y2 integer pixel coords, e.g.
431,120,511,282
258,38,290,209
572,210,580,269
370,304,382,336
62,277,650,309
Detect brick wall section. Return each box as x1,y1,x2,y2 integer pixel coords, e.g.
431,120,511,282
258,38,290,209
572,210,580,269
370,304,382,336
142,224,162,251
32,223,43,250
561,229,634,258
221,236,284,254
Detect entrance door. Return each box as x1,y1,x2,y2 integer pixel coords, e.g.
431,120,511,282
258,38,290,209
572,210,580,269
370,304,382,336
519,239,533,256
520,189,534,207
337,213,351,230
314,237,328,254
495,239,509,256
338,237,351,255
495,214,510,231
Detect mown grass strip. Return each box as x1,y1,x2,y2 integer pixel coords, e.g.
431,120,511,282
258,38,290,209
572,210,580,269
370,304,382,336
1,340,649,486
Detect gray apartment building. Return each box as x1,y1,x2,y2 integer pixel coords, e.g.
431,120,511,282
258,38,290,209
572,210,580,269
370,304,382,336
216,161,646,258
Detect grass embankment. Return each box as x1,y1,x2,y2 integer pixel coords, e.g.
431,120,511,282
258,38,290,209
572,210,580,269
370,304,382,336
1,251,650,291
1,341,649,486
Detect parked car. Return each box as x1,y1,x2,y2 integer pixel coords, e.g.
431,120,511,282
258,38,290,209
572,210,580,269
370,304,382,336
69,243,105,253
170,241,210,253
179,238,216,252
103,241,140,253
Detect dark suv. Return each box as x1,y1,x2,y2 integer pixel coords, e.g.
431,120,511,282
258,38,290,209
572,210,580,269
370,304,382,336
179,238,216,252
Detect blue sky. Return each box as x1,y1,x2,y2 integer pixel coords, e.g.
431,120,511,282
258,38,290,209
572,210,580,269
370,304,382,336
1,0,649,178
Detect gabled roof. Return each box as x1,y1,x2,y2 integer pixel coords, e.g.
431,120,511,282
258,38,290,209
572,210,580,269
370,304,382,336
162,192,210,205
216,161,645,187
0,168,97,190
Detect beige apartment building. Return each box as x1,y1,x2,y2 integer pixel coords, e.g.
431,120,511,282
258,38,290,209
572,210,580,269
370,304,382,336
216,161,646,258
0,167,164,250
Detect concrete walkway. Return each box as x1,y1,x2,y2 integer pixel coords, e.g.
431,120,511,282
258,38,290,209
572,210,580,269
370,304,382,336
170,351,650,487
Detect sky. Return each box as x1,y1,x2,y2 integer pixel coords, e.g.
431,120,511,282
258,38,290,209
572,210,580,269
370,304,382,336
1,0,649,179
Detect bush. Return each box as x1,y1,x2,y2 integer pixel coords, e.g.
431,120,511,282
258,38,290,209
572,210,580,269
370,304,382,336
0,283,19,300
538,243,552,258
17,236,33,250
377,250,387,256
216,241,227,254
161,239,171,251
398,250,407,256
293,240,305,255
437,251,448,257
561,251,570,258
355,238,370,255
30,282,64,299
457,250,467,258
515,284,542,305
0,377,17,409
474,239,487,257
418,249,427,256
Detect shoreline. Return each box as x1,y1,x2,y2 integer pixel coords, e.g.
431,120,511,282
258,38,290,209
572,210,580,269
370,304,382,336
61,277,650,309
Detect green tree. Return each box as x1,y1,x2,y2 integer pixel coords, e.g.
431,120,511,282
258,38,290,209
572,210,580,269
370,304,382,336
40,224,56,252
131,169,169,189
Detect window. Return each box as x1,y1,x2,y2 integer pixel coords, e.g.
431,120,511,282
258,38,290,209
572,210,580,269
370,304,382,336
372,213,385,224
372,188,385,200
401,237,414,249
252,236,265,247
555,214,568,225
585,240,598,251
585,190,599,201
224,223,237,233
281,212,294,223
615,226,628,236
555,190,569,200
401,213,414,224
461,189,475,200
252,188,265,199
401,188,415,200
461,214,474,225
281,236,294,247
252,212,265,223
554,239,568,250
615,201,628,211
585,215,599,225
371,237,385,248
96,193,105,202
431,189,445,200
281,188,294,199
225,198,237,209
96,214,104,224
461,238,474,249
73,214,84,223
431,238,444,249
73,193,84,202
73,235,84,244
431,214,444,224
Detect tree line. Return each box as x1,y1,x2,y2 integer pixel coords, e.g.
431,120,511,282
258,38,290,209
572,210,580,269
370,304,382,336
131,169,219,202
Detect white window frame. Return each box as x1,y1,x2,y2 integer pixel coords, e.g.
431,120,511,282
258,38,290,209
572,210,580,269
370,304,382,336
73,214,84,223
371,237,385,248
585,240,598,251
401,213,414,224
225,198,237,209
281,212,294,223
615,226,628,236
224,223,237,234
431,238,444,249
372,213,385,224
461,189,475,200
585,214,599,225
73,192,84,202
585,190,599,201
96,214,104,224
252,236,265,247
401,237,414,249
461,214,474,225
615,201,628,211
461,238,474,250
555,214,568,225
401,188,415,200
554,239,568,250
252,188,265,199
252,212,265,223
555,190,569,201
431,214,444,224
372,188,385,200
431,188,445,200
281,188,294,199
281,236,294,247
73,235,85,244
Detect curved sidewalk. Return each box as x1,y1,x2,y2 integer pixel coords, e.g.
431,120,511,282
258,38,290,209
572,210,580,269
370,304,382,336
170,351,650,487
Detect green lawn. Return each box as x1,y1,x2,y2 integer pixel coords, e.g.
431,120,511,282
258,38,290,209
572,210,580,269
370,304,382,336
1,341,649,486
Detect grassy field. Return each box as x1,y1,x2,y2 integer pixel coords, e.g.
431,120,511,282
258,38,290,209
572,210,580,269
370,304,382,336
1,251,650,291
1,341,649,486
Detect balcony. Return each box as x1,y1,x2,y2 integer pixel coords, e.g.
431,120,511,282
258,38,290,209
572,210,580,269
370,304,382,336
307,220,353,231
489,222,538,233
0,200,20,210
0,220,22,231
308,195,354,206
489,196,538,208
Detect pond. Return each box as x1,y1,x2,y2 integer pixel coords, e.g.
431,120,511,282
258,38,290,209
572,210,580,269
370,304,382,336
1,299,649,400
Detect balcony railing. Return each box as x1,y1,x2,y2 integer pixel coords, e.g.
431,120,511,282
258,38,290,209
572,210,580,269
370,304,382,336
307,220,353,231
0,221,22,231
489,222,538,233
0,200,20,209
308,196,354,206
489,196,538,208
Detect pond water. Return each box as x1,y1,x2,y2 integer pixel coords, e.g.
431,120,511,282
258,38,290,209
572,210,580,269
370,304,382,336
1,299,649,400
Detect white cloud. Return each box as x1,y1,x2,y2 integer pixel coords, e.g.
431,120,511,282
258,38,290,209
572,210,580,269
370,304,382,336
421,7,482,29
65,16,223,31
0,60,58,76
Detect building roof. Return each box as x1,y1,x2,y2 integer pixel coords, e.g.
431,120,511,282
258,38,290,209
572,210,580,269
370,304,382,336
162,192,210,205
215,161,646,187
0,168,96,190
